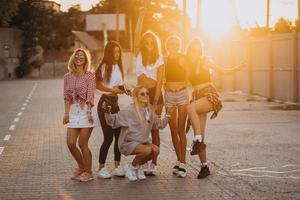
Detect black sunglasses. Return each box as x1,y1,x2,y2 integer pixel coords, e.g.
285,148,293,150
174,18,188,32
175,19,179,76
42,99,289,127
139,92,149,97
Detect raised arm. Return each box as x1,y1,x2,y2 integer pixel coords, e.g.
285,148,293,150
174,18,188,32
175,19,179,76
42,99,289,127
133,7,146,55
105,110,129,129
204,57,245,75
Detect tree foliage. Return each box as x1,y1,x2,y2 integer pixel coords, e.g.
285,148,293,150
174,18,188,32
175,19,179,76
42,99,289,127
273,17,292,33
88,0,188,49
10,2,84,77
0,0,22,26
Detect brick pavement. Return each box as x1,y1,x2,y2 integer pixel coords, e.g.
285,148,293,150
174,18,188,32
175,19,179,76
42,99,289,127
0,79,299,200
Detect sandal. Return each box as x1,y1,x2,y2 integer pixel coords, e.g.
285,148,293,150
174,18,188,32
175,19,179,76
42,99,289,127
78,172,94,182
70,168,84,180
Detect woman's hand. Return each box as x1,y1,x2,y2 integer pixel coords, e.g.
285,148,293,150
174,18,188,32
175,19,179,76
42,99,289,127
87,112,94,124
112,87,123,95
63,114,69,125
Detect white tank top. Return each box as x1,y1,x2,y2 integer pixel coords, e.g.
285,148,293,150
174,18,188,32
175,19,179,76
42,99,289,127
136,53,164,81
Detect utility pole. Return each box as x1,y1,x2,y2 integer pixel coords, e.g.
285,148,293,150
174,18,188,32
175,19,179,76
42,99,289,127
116,3,119,42
182,0,187,48
196,0,201,32
266,0,270,31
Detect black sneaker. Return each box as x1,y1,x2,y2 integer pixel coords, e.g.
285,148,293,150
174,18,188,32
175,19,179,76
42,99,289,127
190,140,206,155
197,165,210,179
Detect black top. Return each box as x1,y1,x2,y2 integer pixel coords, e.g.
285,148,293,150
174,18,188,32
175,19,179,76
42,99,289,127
165,54,186,82
188,58,211,86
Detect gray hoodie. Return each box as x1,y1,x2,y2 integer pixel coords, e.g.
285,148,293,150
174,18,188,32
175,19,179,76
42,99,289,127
105,104,168,156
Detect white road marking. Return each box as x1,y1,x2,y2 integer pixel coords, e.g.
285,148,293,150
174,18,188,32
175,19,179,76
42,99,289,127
3,135,11,141
17,112,22,116
14,117,19,122
23,103,27,106
232,173,300,179
25,99,29,103
0,147,4,155
21,107,25,110
9,124,16,131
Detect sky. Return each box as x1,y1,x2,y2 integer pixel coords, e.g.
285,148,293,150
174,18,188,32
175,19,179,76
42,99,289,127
55,0,298,29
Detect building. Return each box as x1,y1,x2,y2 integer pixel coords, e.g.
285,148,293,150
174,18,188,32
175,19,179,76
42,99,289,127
0,28,23,79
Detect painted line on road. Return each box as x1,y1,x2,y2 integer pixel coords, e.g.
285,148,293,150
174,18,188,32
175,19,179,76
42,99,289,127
0,147,4,155
17,112,22,116
14,117,19,123
9,124,16,131
23,103,27,106
21,107,25,110
25,99,29,103
3,135,11,141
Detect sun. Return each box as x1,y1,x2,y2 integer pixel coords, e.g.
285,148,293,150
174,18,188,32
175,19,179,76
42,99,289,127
200,0,236,40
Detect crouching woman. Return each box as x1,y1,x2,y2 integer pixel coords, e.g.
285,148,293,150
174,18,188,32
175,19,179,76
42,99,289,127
104,86,169,181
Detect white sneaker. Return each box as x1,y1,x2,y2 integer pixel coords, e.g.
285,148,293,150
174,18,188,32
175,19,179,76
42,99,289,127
97,168,112,179
148,163,158,176
136,165,146,180
177,163,187,178
172,161,181,175
125,164,138,181
112,166,125,177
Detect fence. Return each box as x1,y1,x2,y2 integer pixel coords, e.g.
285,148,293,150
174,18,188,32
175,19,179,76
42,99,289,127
212,32,299,103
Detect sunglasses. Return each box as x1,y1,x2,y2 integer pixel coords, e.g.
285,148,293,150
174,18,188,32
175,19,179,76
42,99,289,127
75,55,85,60
139,92,149,97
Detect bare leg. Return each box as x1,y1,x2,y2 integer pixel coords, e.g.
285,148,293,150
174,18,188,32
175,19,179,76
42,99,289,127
115,161,120,168
167,106,181,162
132,144,153,166
151,104,163,165
177,104,188,163
78,128,93,174
198,113,207,142
198,113,207,163
150,144,160,163
67,128,84,169
187,98,213,137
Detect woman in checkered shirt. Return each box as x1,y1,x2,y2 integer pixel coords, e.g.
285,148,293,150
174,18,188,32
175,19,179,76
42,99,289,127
63,48,96,182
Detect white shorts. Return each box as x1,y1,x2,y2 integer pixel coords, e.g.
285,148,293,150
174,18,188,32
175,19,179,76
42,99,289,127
165,88,190,108
68,103,99,128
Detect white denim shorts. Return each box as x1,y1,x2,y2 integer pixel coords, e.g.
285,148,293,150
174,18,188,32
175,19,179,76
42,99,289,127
165,88,190,108
68,103,99,128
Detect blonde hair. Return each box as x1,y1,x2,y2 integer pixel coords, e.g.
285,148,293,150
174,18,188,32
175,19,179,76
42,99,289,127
132,85,150,121
67,48,91,73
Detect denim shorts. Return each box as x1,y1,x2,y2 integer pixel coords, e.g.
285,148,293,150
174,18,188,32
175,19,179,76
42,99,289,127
165,88,189,108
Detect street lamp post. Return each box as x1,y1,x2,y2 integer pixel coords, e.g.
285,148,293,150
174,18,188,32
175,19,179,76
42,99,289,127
3,44,10,78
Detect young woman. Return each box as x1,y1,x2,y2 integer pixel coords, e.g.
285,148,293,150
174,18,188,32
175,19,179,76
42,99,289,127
104,86,169,181
63,48,96,182
164,35,189,178
134,7,164,175
95,41,126,179
186,38,244,179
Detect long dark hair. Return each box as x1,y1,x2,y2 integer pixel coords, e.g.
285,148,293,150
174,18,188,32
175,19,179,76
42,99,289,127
186,38,203,61
140,30,162,66
98,41,124,83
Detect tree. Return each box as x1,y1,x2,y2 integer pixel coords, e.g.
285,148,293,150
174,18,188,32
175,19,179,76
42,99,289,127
273,17,292,33
88,0,188,49
0,0,21,26
10,2,84,77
